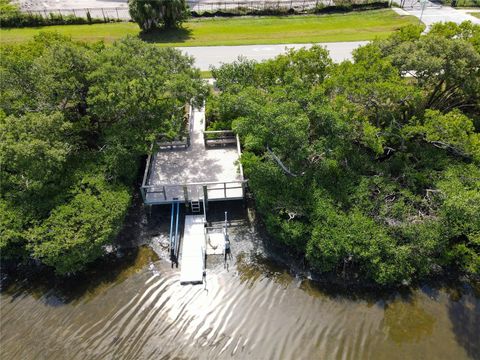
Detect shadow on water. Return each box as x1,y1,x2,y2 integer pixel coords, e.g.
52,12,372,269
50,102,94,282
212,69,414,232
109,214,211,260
383,296,436,344
1,246,159,307
448,281,480,360
139,27,193,44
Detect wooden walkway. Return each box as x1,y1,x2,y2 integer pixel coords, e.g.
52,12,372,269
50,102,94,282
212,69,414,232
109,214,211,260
179,215,206,285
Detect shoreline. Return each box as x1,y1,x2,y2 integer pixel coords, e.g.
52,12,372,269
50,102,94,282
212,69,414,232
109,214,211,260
2,191,479,297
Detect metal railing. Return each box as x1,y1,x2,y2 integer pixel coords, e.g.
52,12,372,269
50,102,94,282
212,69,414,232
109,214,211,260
203,129,237,146
169,201,181,266
141,180,247,204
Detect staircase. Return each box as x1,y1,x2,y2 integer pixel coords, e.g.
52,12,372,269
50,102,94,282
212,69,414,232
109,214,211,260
190,199,201,213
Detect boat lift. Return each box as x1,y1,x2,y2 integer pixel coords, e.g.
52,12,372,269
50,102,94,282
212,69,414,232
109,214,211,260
169,198,231,284
169,201,181,267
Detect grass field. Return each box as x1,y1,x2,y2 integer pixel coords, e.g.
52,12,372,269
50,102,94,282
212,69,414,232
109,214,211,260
0,10,419,46
468,12,480,19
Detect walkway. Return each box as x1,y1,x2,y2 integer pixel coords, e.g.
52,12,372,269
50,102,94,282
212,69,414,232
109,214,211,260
394,0,480,29
179,215,205,284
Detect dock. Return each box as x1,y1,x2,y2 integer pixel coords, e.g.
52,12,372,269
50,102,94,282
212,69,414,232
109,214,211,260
140,106,246,205
140,103,244,284
179,215,206,284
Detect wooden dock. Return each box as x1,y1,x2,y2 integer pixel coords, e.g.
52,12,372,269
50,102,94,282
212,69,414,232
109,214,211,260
179,215,206,285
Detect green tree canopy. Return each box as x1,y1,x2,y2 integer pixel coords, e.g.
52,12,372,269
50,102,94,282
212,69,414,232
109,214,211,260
209,21,480,286
128,0,189,31
0,33,205,275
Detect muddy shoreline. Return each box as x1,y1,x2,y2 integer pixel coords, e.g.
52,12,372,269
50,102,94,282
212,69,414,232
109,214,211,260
2,187,478,299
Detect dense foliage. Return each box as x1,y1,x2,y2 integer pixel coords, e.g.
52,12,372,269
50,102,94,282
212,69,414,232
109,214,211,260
0,33,206,274
128,0,189,31
210,22,480,286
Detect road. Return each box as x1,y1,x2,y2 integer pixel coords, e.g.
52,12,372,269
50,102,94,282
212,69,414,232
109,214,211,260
178,2,479,70
177,41,368,70
18,0,479,71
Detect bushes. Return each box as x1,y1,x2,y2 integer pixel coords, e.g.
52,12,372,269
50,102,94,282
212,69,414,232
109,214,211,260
306,199,412,285
315,1,389,13
0,0,120,29
0,11,118,28
28,173,131,275
448,0,480,7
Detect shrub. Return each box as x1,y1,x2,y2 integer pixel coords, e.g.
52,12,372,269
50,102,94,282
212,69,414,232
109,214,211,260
0,12,118,28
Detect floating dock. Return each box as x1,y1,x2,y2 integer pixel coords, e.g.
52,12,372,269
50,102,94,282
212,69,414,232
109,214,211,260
179,215,206,284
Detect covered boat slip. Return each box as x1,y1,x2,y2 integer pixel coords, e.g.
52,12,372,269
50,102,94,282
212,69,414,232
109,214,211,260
141,106,246,205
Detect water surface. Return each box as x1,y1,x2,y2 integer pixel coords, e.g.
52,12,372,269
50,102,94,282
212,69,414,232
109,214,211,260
1,206,479,360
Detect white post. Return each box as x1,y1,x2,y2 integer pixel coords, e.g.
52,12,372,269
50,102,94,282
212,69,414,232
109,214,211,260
419,0,427,24
224,211,228,236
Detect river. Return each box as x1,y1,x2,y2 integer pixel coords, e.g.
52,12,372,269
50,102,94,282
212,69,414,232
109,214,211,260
1,202,479,360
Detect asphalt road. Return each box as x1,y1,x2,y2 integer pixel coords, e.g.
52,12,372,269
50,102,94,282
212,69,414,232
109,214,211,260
177,41,369,70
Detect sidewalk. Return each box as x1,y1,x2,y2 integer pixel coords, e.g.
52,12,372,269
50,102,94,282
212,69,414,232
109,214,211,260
399,2,480,29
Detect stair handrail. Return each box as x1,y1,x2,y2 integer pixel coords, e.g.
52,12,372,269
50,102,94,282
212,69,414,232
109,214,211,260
169,202,175,261
174,201,180,259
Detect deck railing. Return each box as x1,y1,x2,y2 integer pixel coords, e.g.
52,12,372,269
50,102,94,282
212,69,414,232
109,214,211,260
140,105,246,205
141,180,247,204
203,130,237,147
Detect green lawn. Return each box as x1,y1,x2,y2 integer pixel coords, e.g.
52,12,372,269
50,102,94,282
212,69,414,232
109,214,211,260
0,10,420,46
468,12,480,19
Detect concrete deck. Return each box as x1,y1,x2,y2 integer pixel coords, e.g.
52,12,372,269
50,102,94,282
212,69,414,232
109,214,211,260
180,215,206,285
144,107,244,204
